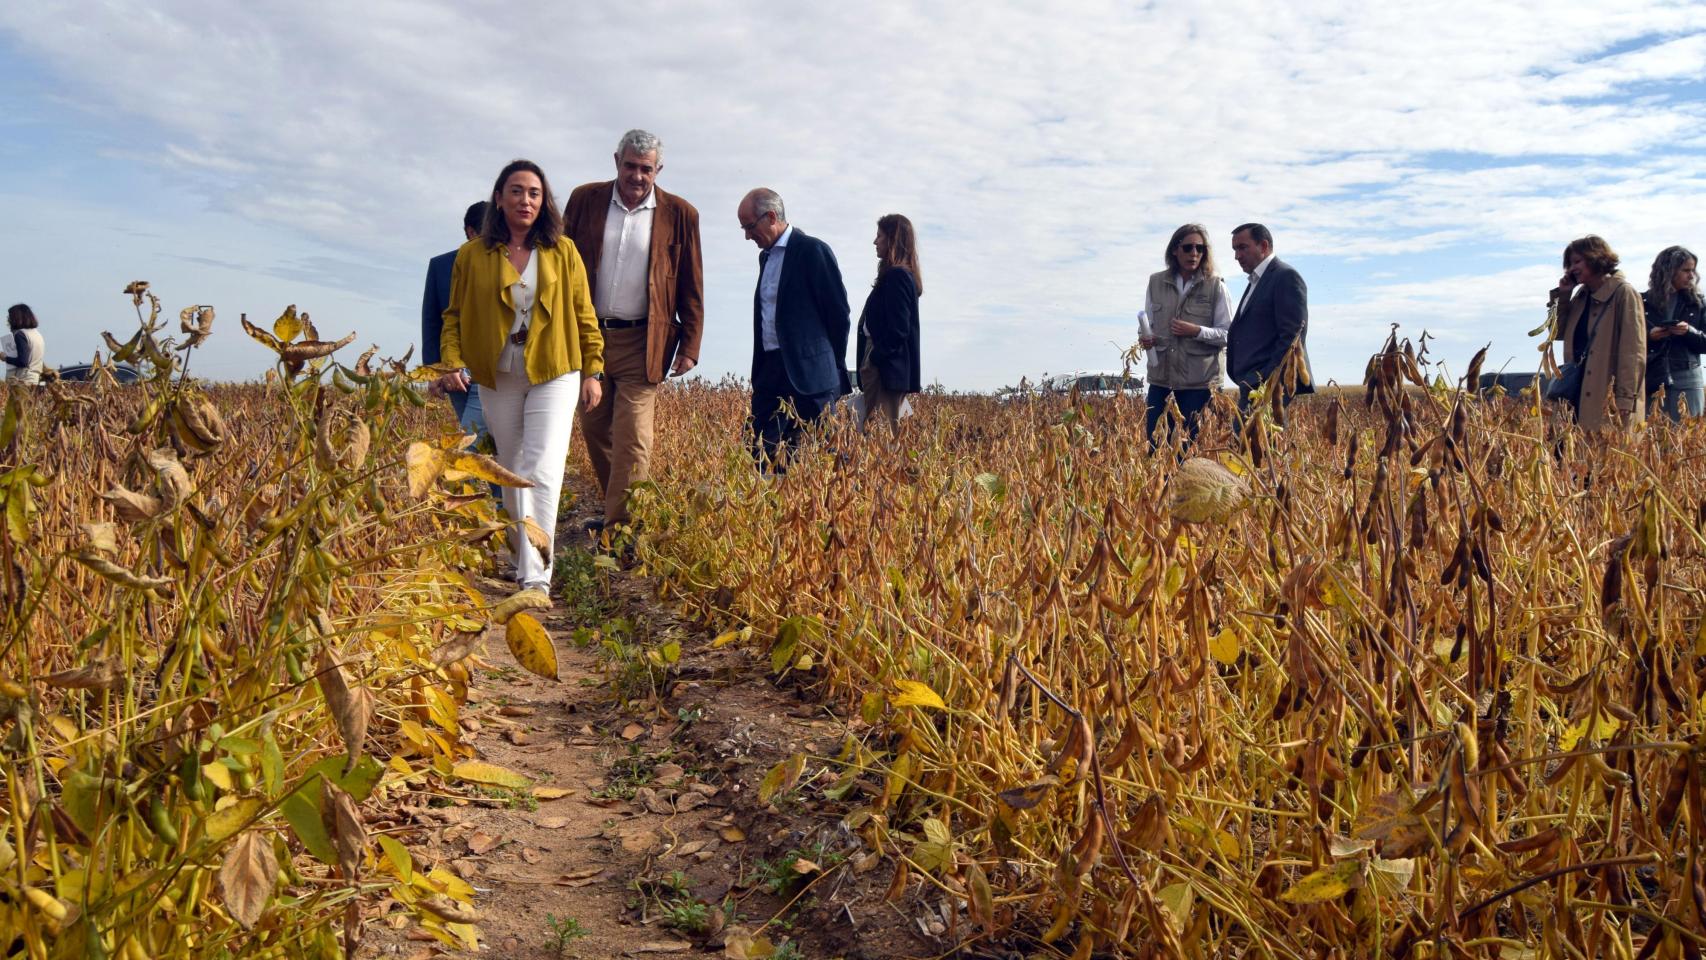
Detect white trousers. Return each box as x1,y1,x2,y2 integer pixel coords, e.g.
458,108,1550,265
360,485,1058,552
481,367,580,592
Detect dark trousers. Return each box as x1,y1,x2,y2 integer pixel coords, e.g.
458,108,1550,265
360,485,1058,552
1145,386,1213,448
751,350,835,471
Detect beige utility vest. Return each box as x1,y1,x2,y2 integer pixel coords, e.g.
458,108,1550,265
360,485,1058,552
1145,270,1225,390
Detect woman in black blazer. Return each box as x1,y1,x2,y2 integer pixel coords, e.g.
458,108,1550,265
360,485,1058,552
856,214,923,431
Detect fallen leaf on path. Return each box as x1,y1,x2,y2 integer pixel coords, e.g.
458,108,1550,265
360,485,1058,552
466,832,503,855
630,942,692,954
534,787,574,800
652,763,686,783
637,788,675,816
505,728,529,745
520,847,542,864
497,705,536,717
536,816,573,830
687,783,720,797
672,840,708,858
559,867,601,881
719,826,746,843
621,722,646,741
618,825,660,854
675,792,709,812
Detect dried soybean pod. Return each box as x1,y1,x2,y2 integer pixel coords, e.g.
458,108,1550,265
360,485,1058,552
1655,754,1690,829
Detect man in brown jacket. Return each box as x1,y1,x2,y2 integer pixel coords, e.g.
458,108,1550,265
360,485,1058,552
563,130,705,529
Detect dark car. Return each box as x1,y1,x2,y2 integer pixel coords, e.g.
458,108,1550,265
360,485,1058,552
1476,372,1552,399
57,363,143,384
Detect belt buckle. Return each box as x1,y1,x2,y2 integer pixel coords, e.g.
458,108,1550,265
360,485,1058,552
510,328,528,346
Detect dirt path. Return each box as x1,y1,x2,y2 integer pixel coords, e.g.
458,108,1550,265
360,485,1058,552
362,489,940,960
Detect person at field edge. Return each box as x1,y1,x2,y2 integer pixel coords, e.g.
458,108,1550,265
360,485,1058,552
435,160,605,593
563,129,705,532
1139,223,1230,447
424,201,491,435
4,305,44,385
1641,245,1706,421
738,187,850,470
1548,235,1645,432
855,213,923,432
1226,223,1313,408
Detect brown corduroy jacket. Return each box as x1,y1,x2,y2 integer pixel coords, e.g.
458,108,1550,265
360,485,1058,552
563,182,705,384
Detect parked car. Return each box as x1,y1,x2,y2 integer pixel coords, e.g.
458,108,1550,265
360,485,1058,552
57,363,143,384
1476,372,1552,399
1045,372,1145,398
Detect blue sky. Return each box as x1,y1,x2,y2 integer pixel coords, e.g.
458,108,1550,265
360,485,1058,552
4,2,1706,389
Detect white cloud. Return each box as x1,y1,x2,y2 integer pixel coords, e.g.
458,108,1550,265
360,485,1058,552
3,1,1706,388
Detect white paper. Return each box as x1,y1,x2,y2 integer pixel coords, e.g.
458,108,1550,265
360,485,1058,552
0,333,14,359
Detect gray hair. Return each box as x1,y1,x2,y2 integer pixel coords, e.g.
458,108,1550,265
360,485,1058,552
749,188,785,222
616,129,662,162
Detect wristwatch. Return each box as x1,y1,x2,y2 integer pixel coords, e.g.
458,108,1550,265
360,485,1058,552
590,372,605,382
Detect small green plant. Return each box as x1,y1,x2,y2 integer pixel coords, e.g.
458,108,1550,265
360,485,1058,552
661,898,711,934
772,941,806,960
591,749,671,800
543,914,588,955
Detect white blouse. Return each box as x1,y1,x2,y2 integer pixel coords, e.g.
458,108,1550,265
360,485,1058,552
496,248,538,374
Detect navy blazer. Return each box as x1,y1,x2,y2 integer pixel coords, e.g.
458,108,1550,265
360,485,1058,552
421,249,457,367
1227,257,1314,394
753,229,850,396
855,267,921,394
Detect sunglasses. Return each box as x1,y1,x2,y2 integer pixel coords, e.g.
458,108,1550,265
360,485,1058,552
1176,243,1207,254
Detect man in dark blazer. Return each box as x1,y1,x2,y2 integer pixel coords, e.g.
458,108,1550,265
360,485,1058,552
1227,222,1314,407
563,129,705,529
423,201,489,432
738,187,850,469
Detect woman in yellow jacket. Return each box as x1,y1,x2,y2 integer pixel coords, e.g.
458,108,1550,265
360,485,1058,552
437,159,605,592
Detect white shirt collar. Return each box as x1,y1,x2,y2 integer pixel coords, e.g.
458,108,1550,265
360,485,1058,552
610,183,658,213
1248,253,1276,282
771,225,794,251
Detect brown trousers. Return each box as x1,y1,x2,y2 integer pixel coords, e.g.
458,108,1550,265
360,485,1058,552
577,327,657,523
858,356,906,431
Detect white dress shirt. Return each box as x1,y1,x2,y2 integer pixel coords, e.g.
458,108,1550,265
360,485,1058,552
1235,253,1277,319
1144,272,1232,345
758,225,793,352
593,185,655,321
496,251,537,374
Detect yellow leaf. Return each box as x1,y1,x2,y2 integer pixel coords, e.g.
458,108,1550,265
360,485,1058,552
489,588,551,625
711,627,749,649
1280,860,1360,904
378,834,413,883
272,304,303,344
505,613,559,680
449,453,533,489
206,797,265,843
406,443,447,499
890,679,946,711
534,787,573,800
758,753,806,804
452,761,533,790
1209,628,1241,666
1559,711,1622,752
203,763,235,792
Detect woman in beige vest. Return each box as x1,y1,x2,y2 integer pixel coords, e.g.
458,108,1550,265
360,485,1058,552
4,305,45,385
1138,223,1230,447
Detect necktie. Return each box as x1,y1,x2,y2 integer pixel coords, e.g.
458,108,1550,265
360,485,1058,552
1234,275,1256,321
759,248,770,270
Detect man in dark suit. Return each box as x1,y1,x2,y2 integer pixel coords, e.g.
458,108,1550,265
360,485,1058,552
1227,222,1314,407
423,201,489,432
738,187,850,469
563,129,705,530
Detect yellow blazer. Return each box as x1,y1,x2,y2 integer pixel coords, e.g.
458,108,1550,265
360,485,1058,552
440,237,604,388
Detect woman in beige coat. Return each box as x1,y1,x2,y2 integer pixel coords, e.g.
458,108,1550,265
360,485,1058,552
1549,235,1645,432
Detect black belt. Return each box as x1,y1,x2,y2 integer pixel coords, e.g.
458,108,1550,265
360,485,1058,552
509,328,528,345
598,317,647,330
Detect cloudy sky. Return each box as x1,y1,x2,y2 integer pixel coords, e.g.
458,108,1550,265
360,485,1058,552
4,2,1706,390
